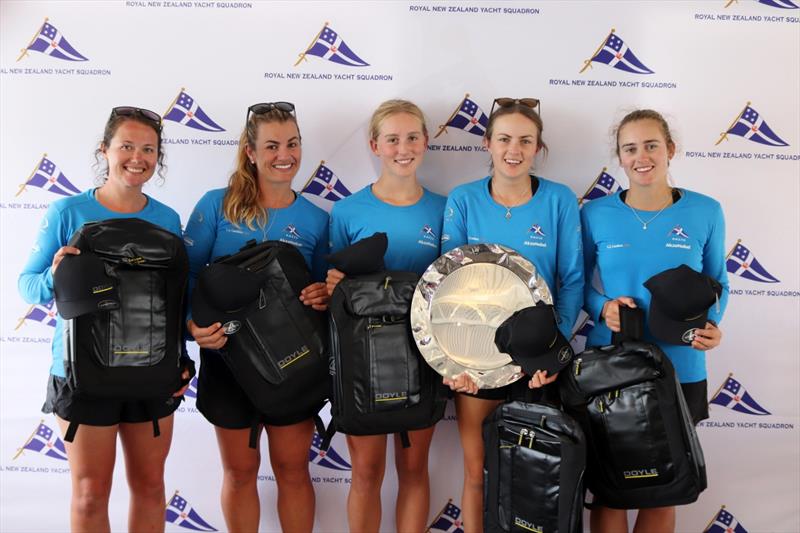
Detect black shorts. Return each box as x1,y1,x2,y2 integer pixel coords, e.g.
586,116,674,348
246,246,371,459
680,379,709,426
196,349,320,428
42,374,180,426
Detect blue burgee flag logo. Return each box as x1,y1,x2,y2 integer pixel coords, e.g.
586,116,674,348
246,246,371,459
309,432,351,471
16,299,58,330
580,29,654,75
704,506,748,533
17,18,88,62
710,374,771,415
183,376,199,399
295,22,369,67
579,168,620,205
434,94,489,139
301,161,352,202
726,0,798,8
17,154,81,198
163,89,225,132
716,102,789,147
428,499,464,533
165,492,217,531
14,421,68,461
726,240,779,283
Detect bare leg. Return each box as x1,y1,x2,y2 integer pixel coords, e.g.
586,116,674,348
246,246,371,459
119,415,174,533
265,419,316,532
56,417,117,533
590,506,628,533
633,507,675,533
454,394,504,533
215,426,262,532
394,425,436,532
346,434,387,533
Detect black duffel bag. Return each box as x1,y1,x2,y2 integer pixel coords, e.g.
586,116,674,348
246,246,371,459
560,340,707,509
198,240,329,444
324,271,447,449
483,401,586,533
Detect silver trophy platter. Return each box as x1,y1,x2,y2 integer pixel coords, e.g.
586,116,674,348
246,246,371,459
411,243,553,389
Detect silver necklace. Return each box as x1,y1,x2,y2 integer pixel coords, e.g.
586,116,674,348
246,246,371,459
624,195,672,230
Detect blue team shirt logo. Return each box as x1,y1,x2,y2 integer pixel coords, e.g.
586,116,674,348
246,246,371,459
421,224,437,239
528,224,546,237
669,225,689,238
284,224,301,239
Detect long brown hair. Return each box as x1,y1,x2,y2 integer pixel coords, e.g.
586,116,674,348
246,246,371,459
222,108,299,228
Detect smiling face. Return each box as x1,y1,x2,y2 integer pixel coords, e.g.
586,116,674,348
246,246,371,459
245,119,302,186
485,112,541,181
617,118,676,189
101,119,159,191
370,112,428,180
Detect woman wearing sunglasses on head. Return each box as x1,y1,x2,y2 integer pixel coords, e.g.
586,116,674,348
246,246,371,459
441,98,584,532
18,106,192,532
184,102,329,532
325,99,446,533
581,110,728,533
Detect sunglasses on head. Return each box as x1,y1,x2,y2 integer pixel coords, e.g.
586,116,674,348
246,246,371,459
110,106,162,127
246,102,296,123
490,97,541,116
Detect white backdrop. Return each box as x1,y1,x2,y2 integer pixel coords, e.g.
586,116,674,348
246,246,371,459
1,1,798,532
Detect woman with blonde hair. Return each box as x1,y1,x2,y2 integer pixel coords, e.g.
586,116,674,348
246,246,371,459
184,102,329,532
326,99,446,532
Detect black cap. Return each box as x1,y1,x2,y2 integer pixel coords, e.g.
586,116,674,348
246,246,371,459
53,252,119,319
494,304,574,375
191,263,267,334
644,264,723,345
326,232,388,276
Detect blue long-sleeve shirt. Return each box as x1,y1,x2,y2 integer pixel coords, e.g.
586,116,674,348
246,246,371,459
329,184,446,274
18,188,183,377
442,176,585,338
580,189,729,383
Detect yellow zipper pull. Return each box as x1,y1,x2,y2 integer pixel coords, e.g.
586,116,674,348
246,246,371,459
384,276,392,290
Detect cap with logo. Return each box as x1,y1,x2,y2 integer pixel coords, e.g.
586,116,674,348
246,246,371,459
494,303,574,376
191,263,267,335
325,232,388,275
53,252,120,320
643,264,723,345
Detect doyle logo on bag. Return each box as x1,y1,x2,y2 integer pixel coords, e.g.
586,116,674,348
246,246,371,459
375,391,408,402
513,516,543,532
623,467,659,479
277,345,310,369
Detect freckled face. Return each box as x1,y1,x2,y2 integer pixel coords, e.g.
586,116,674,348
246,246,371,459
246,120,302,185
370,112,428,179
485,113,540,181
617,118,675,189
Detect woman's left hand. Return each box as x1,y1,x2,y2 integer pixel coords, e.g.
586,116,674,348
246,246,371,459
300,281,330,311
172,367,192,397
528,370,559,388
691,322,722,351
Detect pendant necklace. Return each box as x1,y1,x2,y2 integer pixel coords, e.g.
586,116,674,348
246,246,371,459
624,194,672,230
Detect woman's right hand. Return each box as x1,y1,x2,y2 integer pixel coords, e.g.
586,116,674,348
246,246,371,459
600,296,637,332
326,268,346,297
51,246,81,274
187,319,227,350
444,373,479,395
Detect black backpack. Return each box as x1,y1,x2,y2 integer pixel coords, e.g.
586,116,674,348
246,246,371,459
559,340,707,509
63,218,188,441
483,401,586,533
212,240,330,445
324,271,447,448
